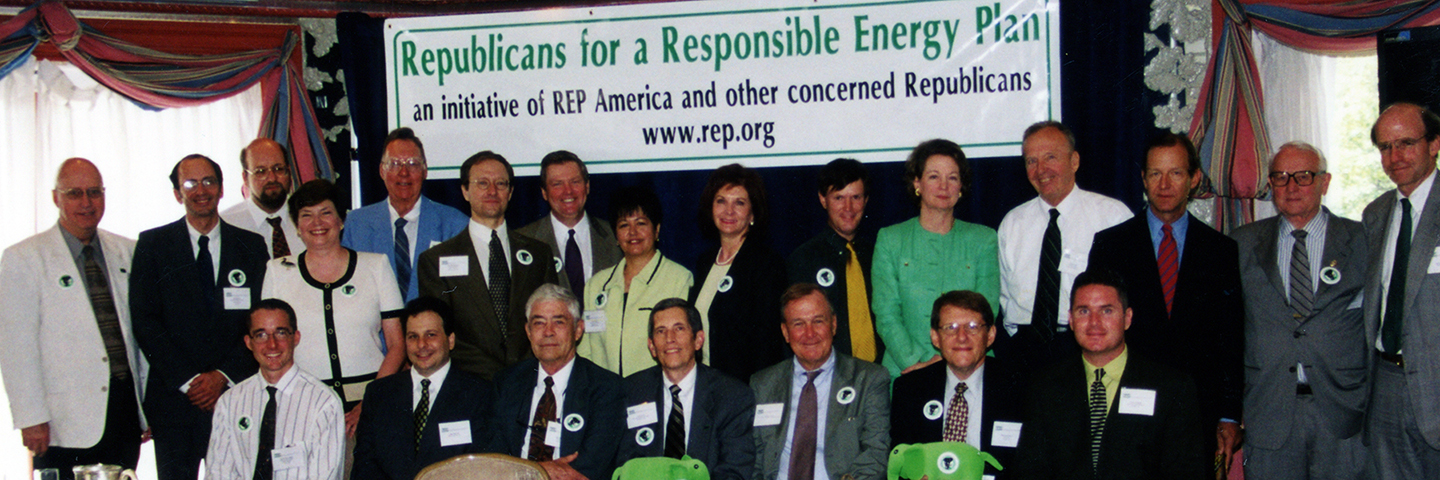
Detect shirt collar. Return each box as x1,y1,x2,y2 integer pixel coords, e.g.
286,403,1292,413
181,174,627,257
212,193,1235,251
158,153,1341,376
59,222,89,260
265,365,301,394
1278,207,1330,238
792,349,838,378
1145,207,1189,241
550,212,589,236
389,197,422,225
536,356,577,394
662,364,699,394
243,196,285,221
411,360,452,398
1083,344,1129,381
945,361,985,397
186,219,221,248
1399,168,1437,212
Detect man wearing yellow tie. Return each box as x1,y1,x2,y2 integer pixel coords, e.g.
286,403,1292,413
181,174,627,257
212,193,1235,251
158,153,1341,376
787,158,883,363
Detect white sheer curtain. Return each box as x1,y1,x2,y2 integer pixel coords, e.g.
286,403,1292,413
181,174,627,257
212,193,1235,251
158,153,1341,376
0,56,261,480
1253,30,1335,220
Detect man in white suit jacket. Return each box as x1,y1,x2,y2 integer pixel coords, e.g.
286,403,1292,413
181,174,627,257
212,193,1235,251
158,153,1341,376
0,158,147,478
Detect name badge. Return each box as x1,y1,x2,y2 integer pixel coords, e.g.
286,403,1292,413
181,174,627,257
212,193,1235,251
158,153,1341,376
754,403,784,427
544,421,562,447
439,421,472,447
627,403,658,429
584,310,608,333
223,288,250,310
271,444,306,470
439,256,469,277
1118,388,1157,416
991,421,1022,448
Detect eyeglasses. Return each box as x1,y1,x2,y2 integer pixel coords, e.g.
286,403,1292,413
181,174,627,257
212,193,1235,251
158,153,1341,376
938,321,990,337
181,177,220,191
246,165,289,177
1143,170,1192,184
1377,136,1427,153
1268,170,1323,187
383,158,426,171
56,187,105,200
468,179,512,191
250,328,294,342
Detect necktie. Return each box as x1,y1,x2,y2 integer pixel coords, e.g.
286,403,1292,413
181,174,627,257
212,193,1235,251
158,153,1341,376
564,228,584,292
82,245,131,381
1089,368,1107,475
1289,230,1314,317
266,216,290,259
528,376,556,461
414,378,430,451
1032,208,1062,340
254,386,277,480
664,384,686,459
1383,198,1412,354
844,241,877,362
1157,223,1178,315
197,234,215,292
942,382,969,443
489,230,512,336
789,370,819,480
394,218,411,297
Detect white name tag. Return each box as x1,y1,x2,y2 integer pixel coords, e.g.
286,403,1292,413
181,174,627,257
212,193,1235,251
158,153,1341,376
1118,388,1157,416
1428,246,1440,274
439,256,469,277
223,288,250,310
627,403,658,429
754,403,784,427
584,310,607,333
271,444,306,470
439,420,472,447
544,421,562,448
990,421,1022,447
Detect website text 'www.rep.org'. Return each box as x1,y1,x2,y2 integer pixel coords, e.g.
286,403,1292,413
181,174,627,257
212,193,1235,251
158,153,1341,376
642,121,776,149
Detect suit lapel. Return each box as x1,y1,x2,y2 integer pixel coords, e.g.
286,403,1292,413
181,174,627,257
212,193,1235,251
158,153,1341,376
453,233,496,316
1405,177,1440,308
823,355,852,473
688,368,715,458
1312,212,1355,309
1256,218,1288,306
1123,217,1167,317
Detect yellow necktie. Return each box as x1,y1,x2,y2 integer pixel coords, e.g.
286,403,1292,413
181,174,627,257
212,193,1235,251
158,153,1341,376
845,241,877,361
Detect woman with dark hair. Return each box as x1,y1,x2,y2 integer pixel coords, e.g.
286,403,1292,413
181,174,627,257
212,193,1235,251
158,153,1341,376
261,179,405,438
872,140,1000,378
576,185,694,376
691,163,787,381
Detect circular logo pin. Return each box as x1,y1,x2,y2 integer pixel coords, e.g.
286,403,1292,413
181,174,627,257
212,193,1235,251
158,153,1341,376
58,275,74,288
937,451,961,475
717,275,734,293
1321,266,1341,285
228,269,246,287
342,284,357,297
635,427,655,446
517,249,533,265
816,268,835,287
923,400,944,420
836,386,857,405
554,257,563,273
564,413,585,431
595,292,608,308
238,416,251,431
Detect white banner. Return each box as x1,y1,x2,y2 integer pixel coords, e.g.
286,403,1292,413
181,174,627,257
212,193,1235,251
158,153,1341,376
385,0,1060,177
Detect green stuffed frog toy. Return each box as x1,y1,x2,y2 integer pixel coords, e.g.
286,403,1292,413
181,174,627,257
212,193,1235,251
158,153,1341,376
612,455,709,480
887,442,1002,480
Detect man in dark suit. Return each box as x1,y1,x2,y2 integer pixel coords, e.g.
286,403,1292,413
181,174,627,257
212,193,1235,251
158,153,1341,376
354,296,495,480
517,151,621,293
1087,132,1244,463
130,154,268,480
787,158,882,364
1364,102,1440,480
1232,142,1369,479
418,151,557,380
890,290,1024,479
1013,270,1206,480
618,298,756,480
490,284,624,480
752,283,890,480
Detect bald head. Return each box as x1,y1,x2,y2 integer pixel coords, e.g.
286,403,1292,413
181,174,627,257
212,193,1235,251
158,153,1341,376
241,138,292,213
53,158,105,243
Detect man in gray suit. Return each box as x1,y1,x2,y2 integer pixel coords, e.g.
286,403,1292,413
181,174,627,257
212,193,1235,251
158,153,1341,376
516,151,621,293
752,283,890,480
1365,102,1440,479
1232,142,1368,479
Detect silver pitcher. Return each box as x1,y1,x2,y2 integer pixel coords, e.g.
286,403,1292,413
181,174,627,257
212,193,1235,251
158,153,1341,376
71,464,137,480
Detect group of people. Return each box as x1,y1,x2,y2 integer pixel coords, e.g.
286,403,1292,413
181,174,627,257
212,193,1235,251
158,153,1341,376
4,101,1440,480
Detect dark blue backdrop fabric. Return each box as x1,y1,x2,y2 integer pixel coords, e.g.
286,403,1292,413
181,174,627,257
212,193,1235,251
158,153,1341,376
337,2,1158,272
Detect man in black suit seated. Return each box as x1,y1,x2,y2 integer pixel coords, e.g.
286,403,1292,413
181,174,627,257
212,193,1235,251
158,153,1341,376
354,297,495,479
617,298,756,479
1013,270,1206,480
490,284,624,480
890,290,1025,479
130,154,269,480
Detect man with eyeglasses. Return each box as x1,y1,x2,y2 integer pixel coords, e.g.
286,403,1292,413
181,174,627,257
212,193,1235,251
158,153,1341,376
131,154,269,480
206,299,345,480
221,138,304,259
419,151,557,380
1231,142,1368,479
0,158,146,479
1364,102,1440,480
890,290,1025,480
517,151,621,294
343,128,469,301
1087,132,1244,468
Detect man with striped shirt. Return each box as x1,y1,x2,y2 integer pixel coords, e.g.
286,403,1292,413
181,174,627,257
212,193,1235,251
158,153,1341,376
206,299,344,480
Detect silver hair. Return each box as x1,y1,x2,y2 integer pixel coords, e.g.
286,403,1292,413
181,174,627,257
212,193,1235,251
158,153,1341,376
524,283,581,321
1273,141,1328,172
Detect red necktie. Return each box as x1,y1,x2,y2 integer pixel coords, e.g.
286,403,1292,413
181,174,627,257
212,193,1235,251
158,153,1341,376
1158,224,1178,315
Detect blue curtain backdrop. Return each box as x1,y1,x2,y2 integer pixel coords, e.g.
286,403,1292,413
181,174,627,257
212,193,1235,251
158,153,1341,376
337,1,1155,272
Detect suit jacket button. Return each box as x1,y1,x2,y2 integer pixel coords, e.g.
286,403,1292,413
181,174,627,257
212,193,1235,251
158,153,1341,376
1288,366,1297,372
1293,331,1303,338
100,386,107,392
101,357,107,363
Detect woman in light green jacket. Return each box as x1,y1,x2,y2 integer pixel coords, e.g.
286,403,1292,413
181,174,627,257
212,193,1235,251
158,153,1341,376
578,185,694,376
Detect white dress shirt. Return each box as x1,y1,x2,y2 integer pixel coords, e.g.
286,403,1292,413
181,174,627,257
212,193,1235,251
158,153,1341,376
1378,169,1435,353
521,357,575,460
550,213,595,280
412,361,451,410
221,199,305,256
388,199,422,262
468,220,513,284
206,366,345,480
661,365,698,448
778,351,836,480
943,363,985,449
